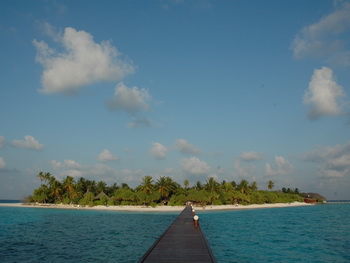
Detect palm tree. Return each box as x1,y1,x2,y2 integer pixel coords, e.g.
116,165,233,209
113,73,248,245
36,172,53,202
44,172,52,184
76,177,87,196
139,175,154,194
268,180,274,190
85,180,97,194
50,179,63,203
222,182,234,193
237,179,250,195
184,179,189,190
121,183,131,190
249,181,258,191
195,181,203,190
231,180,237,189
156,176,170,200
96,181,107,193
37,171,45,186
205,177,220,204
205,177,220,193
167,177,179,195
62,176,78,201
106,183,119,196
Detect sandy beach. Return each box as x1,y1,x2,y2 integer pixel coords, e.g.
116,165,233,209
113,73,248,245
0,201,313,212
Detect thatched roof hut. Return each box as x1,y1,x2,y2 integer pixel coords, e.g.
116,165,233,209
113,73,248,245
94,191,110,200
303,192,327,202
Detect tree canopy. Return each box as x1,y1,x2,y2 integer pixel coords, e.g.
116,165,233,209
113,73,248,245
28,173,305,207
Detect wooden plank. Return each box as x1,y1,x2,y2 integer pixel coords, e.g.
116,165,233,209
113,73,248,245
139,206,216,263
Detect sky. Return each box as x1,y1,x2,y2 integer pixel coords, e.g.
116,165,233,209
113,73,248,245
1,0,350,200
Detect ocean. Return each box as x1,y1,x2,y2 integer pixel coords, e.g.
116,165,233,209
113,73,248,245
199,203,350,262
0,202,349,262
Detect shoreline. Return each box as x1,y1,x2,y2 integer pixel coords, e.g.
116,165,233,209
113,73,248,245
0,201,313,212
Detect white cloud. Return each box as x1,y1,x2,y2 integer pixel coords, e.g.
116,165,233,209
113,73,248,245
239,151,263,161
66,169,83,178
50,159,85,178
0,136,5,148
33,26,134,94
51,159,82,169
304,141,350,178
327,154,350,170
106,82,151,115
150,142,168,159
49,159,143,185
12,135,44,150
175,139,201,155
181,157,210,175
0,157,6,169
303,66,346,119
291,2,350,65
265,156,293,177
98,149,118,162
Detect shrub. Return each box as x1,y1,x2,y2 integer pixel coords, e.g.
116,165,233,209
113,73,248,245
107,199,115,206
213,199,223,205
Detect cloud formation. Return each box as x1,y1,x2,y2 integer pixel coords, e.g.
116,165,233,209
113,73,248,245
50,159,143,184
33,26,134,94
303,66,346,119
98,149,118,162
304,141,350,178
150,142,168,159
265,156,293,177
291,2,350,65
181,157,210,175
175,139,201,155
50,159,83,178
51,159,82,169
0,157,6,169
106,82,151,115
239,151,263,161
12,135,44,150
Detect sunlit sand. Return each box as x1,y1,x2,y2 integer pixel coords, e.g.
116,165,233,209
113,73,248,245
0,202,313,212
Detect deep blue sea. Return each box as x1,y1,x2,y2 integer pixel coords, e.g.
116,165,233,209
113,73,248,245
0,202,349,262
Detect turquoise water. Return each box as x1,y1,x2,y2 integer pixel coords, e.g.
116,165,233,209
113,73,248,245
0,207,177,262
0,204,349,262
199,204,350,262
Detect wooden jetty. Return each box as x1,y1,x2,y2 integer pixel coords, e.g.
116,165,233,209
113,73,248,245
139,205,216,263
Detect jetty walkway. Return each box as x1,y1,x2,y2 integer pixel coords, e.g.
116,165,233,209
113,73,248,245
139,205,216,263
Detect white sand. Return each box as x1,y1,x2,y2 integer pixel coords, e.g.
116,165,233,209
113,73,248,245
0,202,313,212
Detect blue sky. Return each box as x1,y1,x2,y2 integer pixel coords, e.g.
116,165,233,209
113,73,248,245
1,0,350,200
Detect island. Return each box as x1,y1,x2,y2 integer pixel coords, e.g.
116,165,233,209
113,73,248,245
16,172,326,211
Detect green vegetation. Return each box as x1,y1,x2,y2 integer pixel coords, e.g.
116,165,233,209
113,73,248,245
27,172,304,207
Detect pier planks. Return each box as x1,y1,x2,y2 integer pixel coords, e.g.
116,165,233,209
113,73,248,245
139,206,216,263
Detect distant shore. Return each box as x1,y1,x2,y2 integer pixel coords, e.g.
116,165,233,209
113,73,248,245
0,201,313,212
